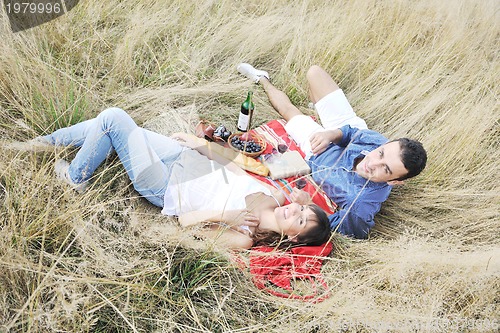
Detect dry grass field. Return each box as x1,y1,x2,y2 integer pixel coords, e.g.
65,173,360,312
0,0,498,332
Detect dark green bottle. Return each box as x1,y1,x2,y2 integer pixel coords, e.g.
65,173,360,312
237,91,254,132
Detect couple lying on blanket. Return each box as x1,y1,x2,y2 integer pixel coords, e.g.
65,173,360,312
26,64,426,249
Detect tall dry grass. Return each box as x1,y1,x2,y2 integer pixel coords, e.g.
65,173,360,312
0,0,498,332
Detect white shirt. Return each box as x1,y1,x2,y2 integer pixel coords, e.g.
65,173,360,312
161,149,273,216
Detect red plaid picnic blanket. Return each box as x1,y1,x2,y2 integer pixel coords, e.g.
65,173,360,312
244,119,335,302
249,119,337,215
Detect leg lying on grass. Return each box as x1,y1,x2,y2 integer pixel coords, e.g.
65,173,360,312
41,107,182,205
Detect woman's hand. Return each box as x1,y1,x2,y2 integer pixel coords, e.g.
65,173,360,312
237,210,260,227
234,210,260,236
290,188,311,205
171,132,206,149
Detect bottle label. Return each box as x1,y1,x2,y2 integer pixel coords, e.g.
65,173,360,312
237,113,249,131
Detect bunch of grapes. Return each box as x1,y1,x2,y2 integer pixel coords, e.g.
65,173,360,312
231,135,262,154
213,125,231,141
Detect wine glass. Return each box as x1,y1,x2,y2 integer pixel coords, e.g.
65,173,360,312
295,177,307,189
277,143,288,154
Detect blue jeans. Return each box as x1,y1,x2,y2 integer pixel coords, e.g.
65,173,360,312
43,107,184,207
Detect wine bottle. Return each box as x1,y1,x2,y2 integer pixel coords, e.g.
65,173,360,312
237,91,254,132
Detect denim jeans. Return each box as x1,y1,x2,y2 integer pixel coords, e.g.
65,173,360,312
43,107,184,207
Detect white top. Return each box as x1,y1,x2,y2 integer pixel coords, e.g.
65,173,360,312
161,149,273,216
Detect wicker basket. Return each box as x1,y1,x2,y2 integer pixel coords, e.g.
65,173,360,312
228,132,266,157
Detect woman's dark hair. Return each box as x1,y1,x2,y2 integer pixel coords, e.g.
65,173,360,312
252,204,331,250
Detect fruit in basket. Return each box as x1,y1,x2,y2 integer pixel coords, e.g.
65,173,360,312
230,135,263,154
240,132,251,141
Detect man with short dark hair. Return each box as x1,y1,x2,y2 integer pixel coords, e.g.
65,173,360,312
238,63,427,239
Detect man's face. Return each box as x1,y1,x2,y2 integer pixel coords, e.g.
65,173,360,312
355,141,408,183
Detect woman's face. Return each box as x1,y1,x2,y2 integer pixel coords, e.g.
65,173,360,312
274,203,318,240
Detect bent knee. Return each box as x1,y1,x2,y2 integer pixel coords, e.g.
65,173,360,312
279,103,302,121
100,107,126,116
97,107,128,121
306,65,325,82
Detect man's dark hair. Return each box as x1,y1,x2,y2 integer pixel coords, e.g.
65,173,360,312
392,138,427,181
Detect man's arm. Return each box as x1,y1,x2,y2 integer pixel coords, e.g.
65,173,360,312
329,209,375,239
310,125,388,156
328,189,388,239
309,128,343,155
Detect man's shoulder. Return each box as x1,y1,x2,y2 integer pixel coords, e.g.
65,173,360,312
338,125,388,148
340,181,392,214
350,175,392,195
351,128,388,146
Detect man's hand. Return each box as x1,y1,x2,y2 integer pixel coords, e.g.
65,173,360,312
290,188,311,205
310,129,341,155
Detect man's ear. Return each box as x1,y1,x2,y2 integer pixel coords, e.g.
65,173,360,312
387,180,405,186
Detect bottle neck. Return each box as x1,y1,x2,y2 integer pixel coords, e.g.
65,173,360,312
243,92,254,110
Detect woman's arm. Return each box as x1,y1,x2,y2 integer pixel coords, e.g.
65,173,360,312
200,227,254,250
179,209,259,228
179,210,256,250
170,133,249,176
171,133,269,176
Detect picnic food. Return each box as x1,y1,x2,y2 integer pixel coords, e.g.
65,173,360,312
229,132,266,157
